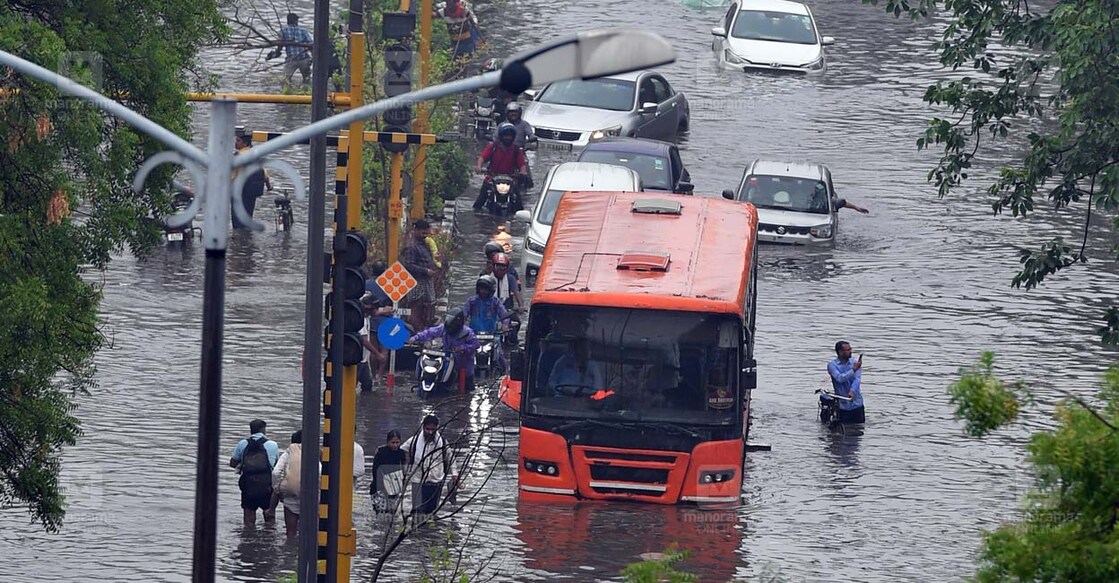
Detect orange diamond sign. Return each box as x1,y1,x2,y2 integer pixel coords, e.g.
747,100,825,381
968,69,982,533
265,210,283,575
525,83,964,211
375,261,417,303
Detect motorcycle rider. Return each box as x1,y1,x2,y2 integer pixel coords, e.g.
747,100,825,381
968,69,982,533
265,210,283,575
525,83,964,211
489,252,524,313
408,308,480,392
474,123,527,212
503,102,536,189
480,58,517,120
463,275,510,373
481,240,521,284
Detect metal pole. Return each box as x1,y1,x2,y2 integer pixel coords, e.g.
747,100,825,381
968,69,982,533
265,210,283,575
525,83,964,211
191,99,236,583
387,152,405,264
299,0,332,578
410,0,433,221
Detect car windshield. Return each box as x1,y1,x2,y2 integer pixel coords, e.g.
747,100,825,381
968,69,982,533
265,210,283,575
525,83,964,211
742,174,830,214
523,306,741,426
731,10,817,45
537,189,567,226
537,78,636,112
578,151,671,190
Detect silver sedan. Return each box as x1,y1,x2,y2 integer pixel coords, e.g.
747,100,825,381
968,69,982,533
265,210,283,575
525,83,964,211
522,70,690,151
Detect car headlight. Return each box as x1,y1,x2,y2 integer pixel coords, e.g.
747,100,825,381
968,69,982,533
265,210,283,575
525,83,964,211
526,237,546,253
810,224,833,238
724,48,746,64
589,125,622,141
802,56,825,70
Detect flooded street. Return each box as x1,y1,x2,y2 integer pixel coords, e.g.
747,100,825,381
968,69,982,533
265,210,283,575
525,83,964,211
3,0,1119,581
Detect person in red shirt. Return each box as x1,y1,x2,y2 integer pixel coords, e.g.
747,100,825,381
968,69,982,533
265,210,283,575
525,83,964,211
474,123,528,211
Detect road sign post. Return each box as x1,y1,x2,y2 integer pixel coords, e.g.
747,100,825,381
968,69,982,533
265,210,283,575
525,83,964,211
375,262,418,395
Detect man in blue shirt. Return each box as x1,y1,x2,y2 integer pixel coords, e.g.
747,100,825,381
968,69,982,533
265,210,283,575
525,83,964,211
280,13,313,84
229,419,281,524
827,341,865,423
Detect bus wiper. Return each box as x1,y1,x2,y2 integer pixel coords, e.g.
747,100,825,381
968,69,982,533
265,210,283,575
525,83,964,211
642,422,701,438
554,418,630,433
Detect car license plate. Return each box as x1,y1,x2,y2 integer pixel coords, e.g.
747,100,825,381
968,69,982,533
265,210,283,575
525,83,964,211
540,141,573,152
167,232,184,241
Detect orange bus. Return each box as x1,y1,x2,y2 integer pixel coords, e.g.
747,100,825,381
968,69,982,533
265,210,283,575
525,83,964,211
500,191,759,505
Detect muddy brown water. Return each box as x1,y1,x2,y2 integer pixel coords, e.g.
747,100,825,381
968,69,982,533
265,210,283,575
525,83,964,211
3,0,1118,581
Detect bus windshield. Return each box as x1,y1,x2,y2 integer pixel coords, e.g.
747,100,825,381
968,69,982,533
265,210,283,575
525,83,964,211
523,306,741,426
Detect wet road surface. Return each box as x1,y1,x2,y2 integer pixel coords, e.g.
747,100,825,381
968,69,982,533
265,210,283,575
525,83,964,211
3,0,1119,581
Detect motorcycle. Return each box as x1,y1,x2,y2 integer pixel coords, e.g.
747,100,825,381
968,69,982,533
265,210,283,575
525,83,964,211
274,189,294,232
164,190,200,246
471,95,503,142
474,332,501,380
502,311,521,350
480,173,520,216
413,339,456,398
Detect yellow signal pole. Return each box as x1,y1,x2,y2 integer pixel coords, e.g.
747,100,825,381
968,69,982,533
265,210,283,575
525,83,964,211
387,152,405,264
410,0,433,221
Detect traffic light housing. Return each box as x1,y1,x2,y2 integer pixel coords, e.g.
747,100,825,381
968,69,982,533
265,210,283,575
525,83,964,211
381,12,414,153
324,230,368,366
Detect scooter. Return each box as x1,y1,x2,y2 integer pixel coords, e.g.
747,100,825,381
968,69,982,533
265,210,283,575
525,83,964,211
164,190,200,246
503,312,521,350
413,339,455,399
274,189,294,232
481,174,520,216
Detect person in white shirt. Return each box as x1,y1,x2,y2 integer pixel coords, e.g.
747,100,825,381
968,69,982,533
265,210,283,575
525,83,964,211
400,414,454,516
270,430,308,537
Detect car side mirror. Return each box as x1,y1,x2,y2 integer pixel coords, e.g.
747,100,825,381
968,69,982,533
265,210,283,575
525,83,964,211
522,88,538,100
740,358,757,390
722,188,735,200
821,36,835,46
509,350,525,382
639,102,658,115
514,209,532,223
711,26,727,37
677,181,695,194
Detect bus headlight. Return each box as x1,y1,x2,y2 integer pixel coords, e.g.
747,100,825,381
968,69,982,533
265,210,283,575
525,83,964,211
525,460,559,476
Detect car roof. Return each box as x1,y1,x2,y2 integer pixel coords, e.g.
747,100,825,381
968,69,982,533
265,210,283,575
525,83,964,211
546,162,642,191
579,137,674,156
735,0,811,15
602,70,647,82
534,191,758,315
747,159,827,180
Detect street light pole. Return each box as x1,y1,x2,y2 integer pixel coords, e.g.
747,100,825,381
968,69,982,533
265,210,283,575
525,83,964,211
299,0,332,578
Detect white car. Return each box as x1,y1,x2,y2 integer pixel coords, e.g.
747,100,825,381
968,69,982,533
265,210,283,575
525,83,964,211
722,160,844,245
514,162,643,282
711,0,834,73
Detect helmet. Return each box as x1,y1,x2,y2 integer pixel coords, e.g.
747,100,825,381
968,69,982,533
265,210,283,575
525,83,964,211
476,274,497,296
483,241,504,258
505,102,522,115
444,307,465,335
491,252,510,268
497,122,516,139
482,58,502,73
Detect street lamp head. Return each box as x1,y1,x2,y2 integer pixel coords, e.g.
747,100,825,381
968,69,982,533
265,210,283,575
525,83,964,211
500,28,676,94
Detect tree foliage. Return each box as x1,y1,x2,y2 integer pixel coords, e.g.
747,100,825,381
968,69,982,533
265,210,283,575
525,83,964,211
950,357,1119,582
0,0,225,531
866,0,1119,342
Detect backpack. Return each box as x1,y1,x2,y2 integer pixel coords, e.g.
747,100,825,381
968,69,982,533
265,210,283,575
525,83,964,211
278,444,302,497
242,436,273,474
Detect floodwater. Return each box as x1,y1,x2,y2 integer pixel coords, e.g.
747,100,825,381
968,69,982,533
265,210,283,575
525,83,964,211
3,0,1118,581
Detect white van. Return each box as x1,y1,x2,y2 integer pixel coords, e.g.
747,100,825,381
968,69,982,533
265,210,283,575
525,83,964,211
514,162,643,283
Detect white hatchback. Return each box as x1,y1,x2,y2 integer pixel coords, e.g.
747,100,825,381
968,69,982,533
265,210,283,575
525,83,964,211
514,162,643,283
711,0,834,73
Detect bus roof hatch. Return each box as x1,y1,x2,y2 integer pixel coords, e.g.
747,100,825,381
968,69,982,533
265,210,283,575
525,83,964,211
617,251,671,272
631,198,682,215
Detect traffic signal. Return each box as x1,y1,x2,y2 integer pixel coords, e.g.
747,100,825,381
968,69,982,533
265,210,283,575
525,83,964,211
381,12,415,154
324,230,369,366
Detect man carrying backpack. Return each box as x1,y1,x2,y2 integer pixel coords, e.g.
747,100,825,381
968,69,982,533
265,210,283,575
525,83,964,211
229,419,280,525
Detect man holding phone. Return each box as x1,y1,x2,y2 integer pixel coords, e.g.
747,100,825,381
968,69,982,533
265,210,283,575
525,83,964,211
827,341,865,423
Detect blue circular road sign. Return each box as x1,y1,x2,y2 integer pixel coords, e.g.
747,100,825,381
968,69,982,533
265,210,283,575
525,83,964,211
377,317,410,351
